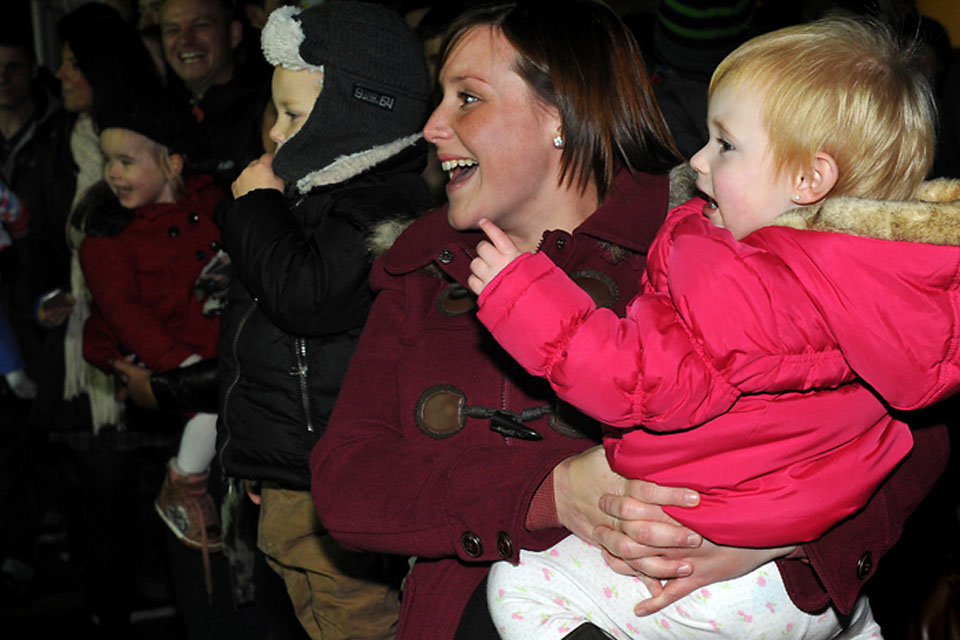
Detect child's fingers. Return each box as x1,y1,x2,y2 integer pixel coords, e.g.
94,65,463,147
478,218,517,255
467,273,485,296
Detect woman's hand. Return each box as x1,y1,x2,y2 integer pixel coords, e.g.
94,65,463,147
111,357,158,409
595,480,796,616
231,153,284,199
610,538,796,616
468,219,524,295
552,446,702,596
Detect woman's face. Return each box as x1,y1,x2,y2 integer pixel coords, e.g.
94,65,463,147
56,43,94,114
423,27,565,250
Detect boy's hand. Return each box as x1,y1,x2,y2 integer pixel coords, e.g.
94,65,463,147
231,153,284,199
468,219,524,295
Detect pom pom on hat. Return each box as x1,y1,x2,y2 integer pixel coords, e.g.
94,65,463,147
260,5,323,74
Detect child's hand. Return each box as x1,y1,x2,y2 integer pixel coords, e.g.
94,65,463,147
467,219,524,296
231,153,284,199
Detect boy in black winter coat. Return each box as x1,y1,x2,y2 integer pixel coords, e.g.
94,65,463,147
216,3,435,638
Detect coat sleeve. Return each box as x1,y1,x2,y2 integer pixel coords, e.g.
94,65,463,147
310,264,584,563
221,189,378,337
79,237,192,371
81,303,124,371
476,232,853,431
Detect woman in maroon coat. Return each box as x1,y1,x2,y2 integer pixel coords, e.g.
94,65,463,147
310,2,949,639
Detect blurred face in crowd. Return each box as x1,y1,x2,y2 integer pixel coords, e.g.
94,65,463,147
0,45,35,112
159,0,241,98
139,0,164,28
268,66,323,149
422,26,564,250
56,43,94,114
101,128,180,209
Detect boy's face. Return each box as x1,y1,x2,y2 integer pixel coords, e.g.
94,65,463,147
269,66,323,149
101,128,178,209
690,83,796,240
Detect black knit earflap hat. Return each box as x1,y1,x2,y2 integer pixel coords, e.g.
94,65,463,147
261,2,431,192
96,90,201,158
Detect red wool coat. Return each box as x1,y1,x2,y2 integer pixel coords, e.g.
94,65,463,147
80,175,223,372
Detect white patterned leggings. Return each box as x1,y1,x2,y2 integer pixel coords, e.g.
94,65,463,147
487,535,882,639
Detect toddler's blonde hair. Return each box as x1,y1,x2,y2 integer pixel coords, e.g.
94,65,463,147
711,17,935,200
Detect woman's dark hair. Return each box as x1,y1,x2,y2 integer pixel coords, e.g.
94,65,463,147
438,0,681,200
57,3,161,125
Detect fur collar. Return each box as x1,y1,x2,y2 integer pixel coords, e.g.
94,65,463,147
771,178,960,246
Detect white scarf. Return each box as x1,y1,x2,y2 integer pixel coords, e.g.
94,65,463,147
62,114,123,433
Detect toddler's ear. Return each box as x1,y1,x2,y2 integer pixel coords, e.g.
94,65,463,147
794,151,838,205
166,153,185,179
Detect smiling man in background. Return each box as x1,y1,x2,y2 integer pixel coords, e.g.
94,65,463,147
158,0,268,185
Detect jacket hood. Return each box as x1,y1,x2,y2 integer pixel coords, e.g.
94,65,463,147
771,178,960,246
747,178,960,411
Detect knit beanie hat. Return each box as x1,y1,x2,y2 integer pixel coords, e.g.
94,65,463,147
654,0,756,78
261,2,431,193
97,90,200,157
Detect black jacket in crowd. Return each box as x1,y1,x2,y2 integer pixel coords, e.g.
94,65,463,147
214,144,435,489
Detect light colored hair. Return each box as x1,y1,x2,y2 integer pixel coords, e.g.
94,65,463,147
710,17,935,201
142,134,184,195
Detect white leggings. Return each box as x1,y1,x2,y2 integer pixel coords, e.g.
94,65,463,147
487,535,882,639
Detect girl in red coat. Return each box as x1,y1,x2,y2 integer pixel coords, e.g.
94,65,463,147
470,17,957,639
78,92,226,577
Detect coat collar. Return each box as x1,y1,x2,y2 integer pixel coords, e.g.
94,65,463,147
135,174,216,221
382,167,671,279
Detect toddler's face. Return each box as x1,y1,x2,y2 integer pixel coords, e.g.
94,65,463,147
269,66,324,149
690,83,796,240
101,128,178,210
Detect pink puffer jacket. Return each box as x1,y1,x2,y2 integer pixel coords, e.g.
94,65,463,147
478,186,960,545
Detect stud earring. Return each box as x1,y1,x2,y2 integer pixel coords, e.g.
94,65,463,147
793,194,801,202
552,135,564,149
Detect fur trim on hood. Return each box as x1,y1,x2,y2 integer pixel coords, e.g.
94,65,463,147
772,178,960,246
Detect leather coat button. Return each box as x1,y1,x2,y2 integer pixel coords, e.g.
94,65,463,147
195,250,207,261
556,236,566,249
438,249,454,264
188,213,200,224
167,226,180,238
496,531,513,560
461,531,482,558
856,552,873,579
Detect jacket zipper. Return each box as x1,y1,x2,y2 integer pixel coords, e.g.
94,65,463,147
292,337,314,433
218,302,256,478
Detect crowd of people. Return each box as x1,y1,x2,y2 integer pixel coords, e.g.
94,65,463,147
1,0,959,639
